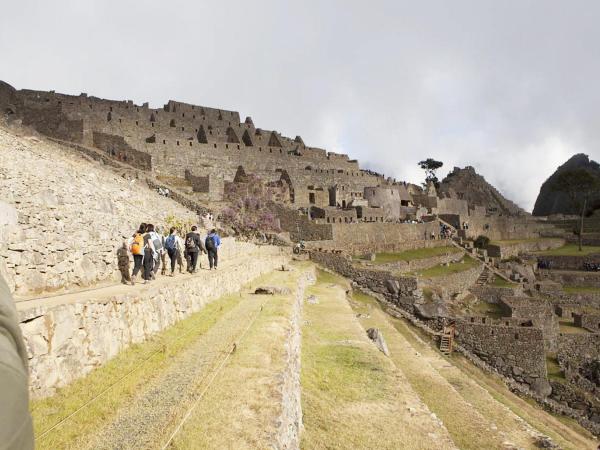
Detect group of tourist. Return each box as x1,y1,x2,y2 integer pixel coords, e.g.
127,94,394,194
117,223,222,285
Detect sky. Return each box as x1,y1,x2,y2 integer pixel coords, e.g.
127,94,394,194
1,0,599,211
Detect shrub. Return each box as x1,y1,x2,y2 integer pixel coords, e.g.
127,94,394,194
474,235,490,249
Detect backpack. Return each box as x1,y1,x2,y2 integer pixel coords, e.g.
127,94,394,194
131,233,143,255
165,235,176,251
186,234,197,251
205,235,216,251
152,233,163,252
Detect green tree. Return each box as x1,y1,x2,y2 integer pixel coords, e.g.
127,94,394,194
418,158,444,185
553,169,599,251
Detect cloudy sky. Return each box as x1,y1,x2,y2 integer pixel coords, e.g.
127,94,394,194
1,0,599,211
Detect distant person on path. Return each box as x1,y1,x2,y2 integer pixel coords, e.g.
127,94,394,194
165,228,181,276
205,229,221,270
129,223,146,284
143,224,156,283
117,241,132,285
185,226,202,273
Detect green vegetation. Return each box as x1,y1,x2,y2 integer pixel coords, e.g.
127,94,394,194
301,270,443,449
558,320,589,334
366,246,460,264
535,244,600,256
470,301,505,319
417,256,481,278
474,235,490,249
32,291,243,450
546,355,565,382
491,275,515,288
563,285,600,294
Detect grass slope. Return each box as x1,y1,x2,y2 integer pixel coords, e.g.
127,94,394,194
368,246,460,264
418,256,481,277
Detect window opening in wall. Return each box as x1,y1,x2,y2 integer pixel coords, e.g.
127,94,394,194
514,333,519,340
181,127,185,131
214,143,217,148
237,145,240,150
170,119,176,127
151,123,154,127
135,121,138,126
118,118,122,123
176,141,179,146
226,144,229,149
163,140,166,144
309,193,315,204
107,112,112,121
189,142,192,146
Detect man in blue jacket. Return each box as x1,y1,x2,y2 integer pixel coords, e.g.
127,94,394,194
205,229,221,270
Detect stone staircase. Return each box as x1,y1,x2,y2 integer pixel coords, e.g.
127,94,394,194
439,322,455,355
476,267,494,286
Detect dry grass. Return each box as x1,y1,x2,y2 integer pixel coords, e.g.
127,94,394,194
368,246,460,264
31,292,243,450
563,285,600,294
300,269,455,450
169,266,307,449
417,256,481,277
535,244,600,256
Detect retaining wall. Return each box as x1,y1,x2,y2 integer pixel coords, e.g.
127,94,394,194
19,246,289,398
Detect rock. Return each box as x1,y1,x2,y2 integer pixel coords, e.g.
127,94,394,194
414,301,449,320
530,379,552,397
385,279,400,295
0,200,18,226
306,295,318,304
366,328,390,356
512,366,524,376
533,435,559,449
254,285,291,295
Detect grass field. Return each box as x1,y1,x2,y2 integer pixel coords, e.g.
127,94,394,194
417,256,481,277
563,285,600,294
491,275,515,287
364,246,461,264
32,291,244,450
535,244,600,256
558,320,590,334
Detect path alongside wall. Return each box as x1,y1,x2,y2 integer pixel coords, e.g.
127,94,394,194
19,246,288,398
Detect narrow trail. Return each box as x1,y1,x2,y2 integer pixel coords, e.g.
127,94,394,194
16,254,259,312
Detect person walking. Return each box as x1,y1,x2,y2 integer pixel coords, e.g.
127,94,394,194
205,228,221,270
129,223,146,284
164,227,181,277
117,241,132,285
143,224,156,283
147,224,164,277
184,226,202,273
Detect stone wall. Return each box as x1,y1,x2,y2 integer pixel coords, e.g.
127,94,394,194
421,259,484,298
92,131,152,170
19,245,289,398
574,313,600,332
539,270,600,288
534,254,600,271
469,285,523,304
485,238,564,259
455,320,548,385
356,249,463,274
309,251,419,309
557,333,600,371
500,296,559,351
0,129,197,295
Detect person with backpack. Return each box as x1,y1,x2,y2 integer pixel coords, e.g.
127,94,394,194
146,223,164,278
184,226,202,273
164,227,181,277
143,224,156,283
205,229,221,270
129,223,146,284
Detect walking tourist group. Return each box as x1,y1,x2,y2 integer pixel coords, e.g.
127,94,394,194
117,223,222,285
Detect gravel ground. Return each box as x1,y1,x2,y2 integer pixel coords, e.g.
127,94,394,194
87,293,266,450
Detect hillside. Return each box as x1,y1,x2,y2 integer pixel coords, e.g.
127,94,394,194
438,166,526,215
0,126,197,295
532,153,600,216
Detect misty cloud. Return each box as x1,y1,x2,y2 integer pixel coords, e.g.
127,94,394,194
1,0,599,210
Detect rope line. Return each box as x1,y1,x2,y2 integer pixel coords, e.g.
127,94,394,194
36,312,225,440
160,301,266,450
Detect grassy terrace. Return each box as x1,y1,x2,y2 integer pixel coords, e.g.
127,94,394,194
563,285,600,294
490,238,547,245
535,244,600,256
491,275,515,288
417,256,481,277
558,320,590,334
358,246,460,264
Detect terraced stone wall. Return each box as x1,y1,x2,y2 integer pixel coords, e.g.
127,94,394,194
19,245,289,398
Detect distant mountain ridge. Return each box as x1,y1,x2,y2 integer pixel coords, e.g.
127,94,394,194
438,166,527,215
532,154,600,216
